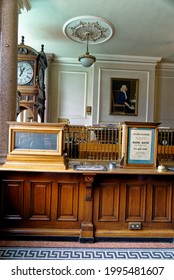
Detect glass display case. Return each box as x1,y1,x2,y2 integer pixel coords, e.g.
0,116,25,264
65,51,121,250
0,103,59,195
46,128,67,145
4,122,67,170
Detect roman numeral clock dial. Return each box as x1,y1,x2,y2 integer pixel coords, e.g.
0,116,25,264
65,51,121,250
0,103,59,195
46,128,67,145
17,61,34,85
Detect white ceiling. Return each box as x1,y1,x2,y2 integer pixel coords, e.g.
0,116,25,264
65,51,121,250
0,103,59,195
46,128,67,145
18,0,174,62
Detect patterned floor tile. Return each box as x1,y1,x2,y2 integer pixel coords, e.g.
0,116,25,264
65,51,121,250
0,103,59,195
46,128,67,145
0,247,174,259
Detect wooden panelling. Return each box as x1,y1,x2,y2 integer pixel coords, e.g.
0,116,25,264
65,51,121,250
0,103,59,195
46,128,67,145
150,183,172,222
124,183,146,221
79,143,119,160
0,180,24,220
0,171,174,241
95,183,120,222
57,182,79,221
29,181,52,221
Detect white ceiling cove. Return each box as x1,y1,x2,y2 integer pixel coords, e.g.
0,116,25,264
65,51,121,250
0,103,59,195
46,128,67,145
18,0,174,62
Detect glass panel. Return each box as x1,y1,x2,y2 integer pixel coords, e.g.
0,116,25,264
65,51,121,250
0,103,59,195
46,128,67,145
14,132,58,150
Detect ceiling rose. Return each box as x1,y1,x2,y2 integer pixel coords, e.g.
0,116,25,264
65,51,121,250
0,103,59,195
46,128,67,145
63,16,114,44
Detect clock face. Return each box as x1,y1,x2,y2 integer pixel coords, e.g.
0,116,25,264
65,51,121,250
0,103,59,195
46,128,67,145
17,61,34,85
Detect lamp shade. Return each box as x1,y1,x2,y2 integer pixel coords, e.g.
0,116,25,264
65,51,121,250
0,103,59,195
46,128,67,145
78,53,96,67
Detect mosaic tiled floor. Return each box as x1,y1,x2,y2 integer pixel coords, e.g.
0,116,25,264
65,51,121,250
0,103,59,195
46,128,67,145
0,247,174,260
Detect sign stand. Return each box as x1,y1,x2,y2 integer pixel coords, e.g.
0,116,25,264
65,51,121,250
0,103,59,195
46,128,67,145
121,122,160,168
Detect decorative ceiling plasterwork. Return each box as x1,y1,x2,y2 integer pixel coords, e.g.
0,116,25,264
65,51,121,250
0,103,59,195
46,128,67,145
63,16,114,45
18,0,31,14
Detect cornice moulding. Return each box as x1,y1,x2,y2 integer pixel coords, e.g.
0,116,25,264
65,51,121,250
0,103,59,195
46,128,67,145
46,53,55,62
53,55,162,65
95,54,162,64
157,62,174,70
18,0,31,14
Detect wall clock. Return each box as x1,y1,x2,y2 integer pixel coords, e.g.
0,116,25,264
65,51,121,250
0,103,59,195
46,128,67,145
17,36,47,122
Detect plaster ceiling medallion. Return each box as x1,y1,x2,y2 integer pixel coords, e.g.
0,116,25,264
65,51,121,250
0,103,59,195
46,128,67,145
63,16,114,45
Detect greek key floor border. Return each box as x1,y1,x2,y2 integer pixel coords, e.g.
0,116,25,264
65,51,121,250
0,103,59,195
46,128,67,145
0,247,174,260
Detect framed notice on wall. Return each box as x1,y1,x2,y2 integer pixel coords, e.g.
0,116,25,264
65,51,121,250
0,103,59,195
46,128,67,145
122,122,160,168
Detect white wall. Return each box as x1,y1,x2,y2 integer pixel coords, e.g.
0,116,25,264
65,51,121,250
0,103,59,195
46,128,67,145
155,63,174,127
48,59,93,125
47,55,174,127
92,55,160,124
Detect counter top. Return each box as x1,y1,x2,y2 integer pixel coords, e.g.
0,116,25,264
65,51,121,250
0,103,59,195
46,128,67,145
0,162,174,175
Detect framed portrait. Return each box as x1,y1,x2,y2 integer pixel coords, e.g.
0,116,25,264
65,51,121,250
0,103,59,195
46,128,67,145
110,78,139,116
122,122,160,168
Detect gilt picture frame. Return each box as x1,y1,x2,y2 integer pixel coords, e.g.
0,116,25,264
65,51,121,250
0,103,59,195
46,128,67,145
110,78,139,116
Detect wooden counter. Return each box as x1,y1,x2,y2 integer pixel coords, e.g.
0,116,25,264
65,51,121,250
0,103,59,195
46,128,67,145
0,164,174,242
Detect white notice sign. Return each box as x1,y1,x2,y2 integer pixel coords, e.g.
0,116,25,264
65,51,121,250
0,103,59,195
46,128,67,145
129,129,152,161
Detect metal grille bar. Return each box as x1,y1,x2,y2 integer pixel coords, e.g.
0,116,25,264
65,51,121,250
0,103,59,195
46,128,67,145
64,125,122,161
64,125,174,163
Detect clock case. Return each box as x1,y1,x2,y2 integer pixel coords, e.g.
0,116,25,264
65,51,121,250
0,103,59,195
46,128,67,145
17,37,47,122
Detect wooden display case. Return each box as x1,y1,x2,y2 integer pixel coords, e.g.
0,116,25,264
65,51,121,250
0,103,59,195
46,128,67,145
3,122,68,170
